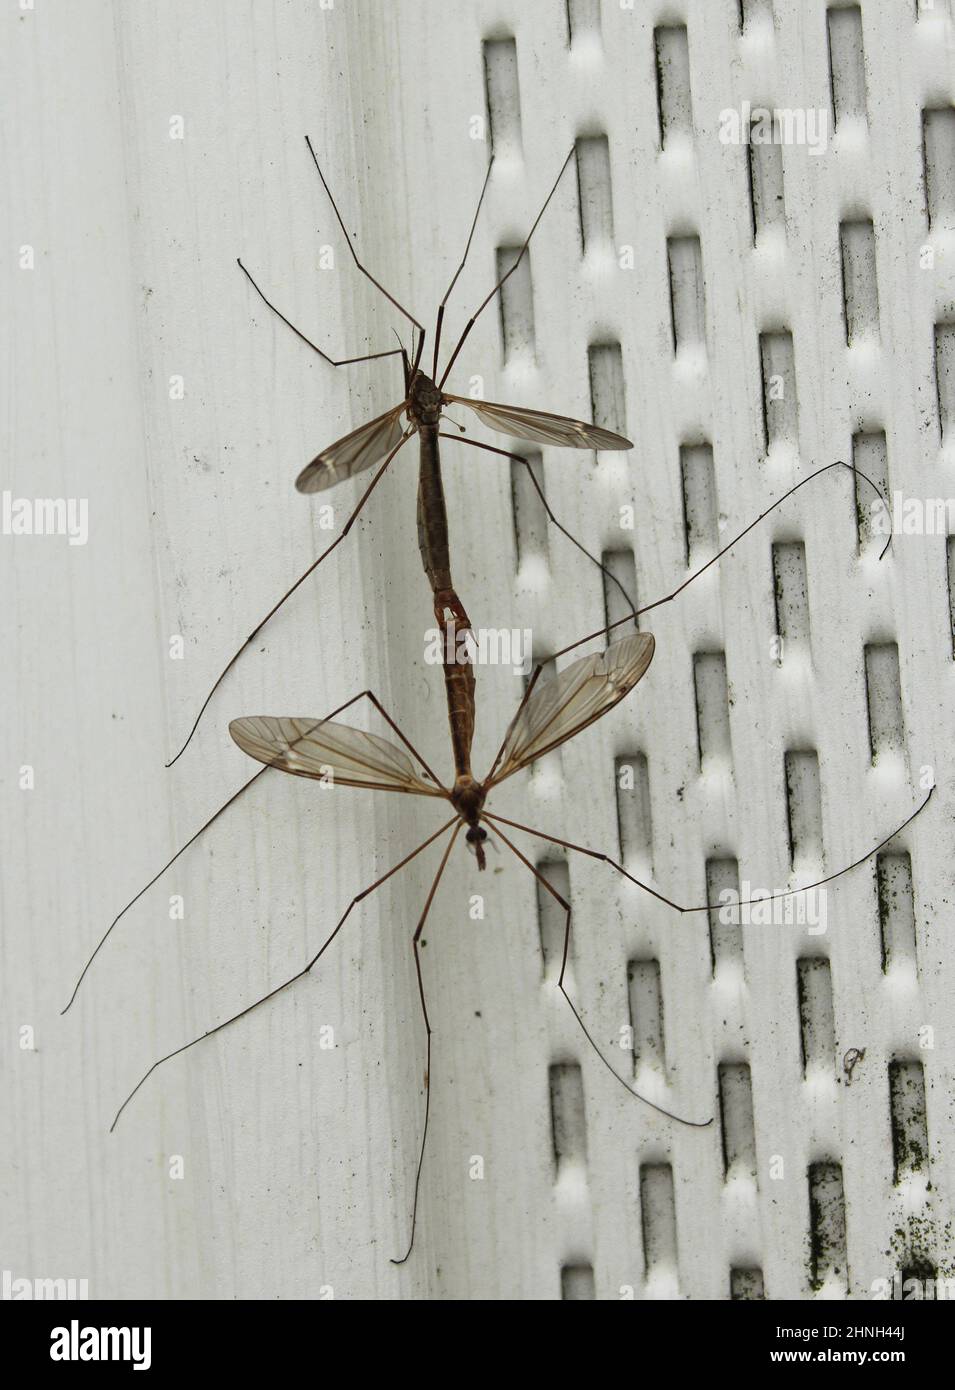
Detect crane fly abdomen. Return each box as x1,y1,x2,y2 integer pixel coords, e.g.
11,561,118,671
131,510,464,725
416,426,454,603
414,414,478,783
443,652,476,782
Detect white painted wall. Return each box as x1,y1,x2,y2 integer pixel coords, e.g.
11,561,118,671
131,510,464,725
3,0,952,1300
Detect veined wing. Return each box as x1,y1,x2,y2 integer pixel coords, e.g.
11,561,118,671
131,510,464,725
489,633,655,784
295,405,408,493
230,715,443,796
443,394,631,450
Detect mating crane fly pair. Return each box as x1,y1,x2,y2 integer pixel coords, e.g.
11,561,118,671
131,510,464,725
66,137,930,1265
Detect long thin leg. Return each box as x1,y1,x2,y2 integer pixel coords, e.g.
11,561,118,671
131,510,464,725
484,785,933,917
304,135,423,333
236,259,404,369
432,158,495,379
166,427,413,766
485,821,711,1128
438,430,638,626
549,458,891,664
391,822,464,1265
484,459,891,782
66,686,446,1012
437,147,575,390
110,817,460,1132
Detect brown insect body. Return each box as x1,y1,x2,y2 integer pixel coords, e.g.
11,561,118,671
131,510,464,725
410,370,485,861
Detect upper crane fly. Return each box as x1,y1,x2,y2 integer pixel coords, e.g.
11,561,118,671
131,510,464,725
167,141,636,766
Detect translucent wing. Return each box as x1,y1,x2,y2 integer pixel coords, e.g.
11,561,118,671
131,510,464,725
230,716,443,796
444,394,631,450
295,405,408,493
489,633,655,784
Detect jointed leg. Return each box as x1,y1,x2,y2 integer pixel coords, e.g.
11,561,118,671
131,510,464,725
166,428,413,766
237,258,405,368
304,136,423,334
432,158,495,379
486,820,711,1128
484,459,892,781
438,147,575,389
438,431,638,626
67,686,447,1012
484,787,933,920
110,816,460,1133
392,822,464,1265
547,459,892,666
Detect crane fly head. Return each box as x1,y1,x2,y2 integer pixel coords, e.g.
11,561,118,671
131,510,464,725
406,369,443,427
465,825,489,871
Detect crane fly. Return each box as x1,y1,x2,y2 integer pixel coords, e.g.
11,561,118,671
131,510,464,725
167,140,638,767
63,460,930,1262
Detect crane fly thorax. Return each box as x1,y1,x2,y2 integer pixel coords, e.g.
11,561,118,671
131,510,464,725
406,371,444,428
450,774,486,826
453,775,489,871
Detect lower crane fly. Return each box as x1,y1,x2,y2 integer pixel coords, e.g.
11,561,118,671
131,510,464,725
63,463,930,1262
167,140,639,766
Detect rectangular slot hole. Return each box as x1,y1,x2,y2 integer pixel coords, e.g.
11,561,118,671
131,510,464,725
536,860,570,980
840,220,880,344
566,0,601,47
731,1267,765,1299
948,536,955,657
923,108,955,230
935,322,955,444
707,857,743,975
483,37,522,158
739,0,775,28
588,341,628,440
827,6,868,126
759,331,799,450
575,134,614,256
639,1163,678,1277
615,753,653,873
864,641,905,761
772,541,810,654
680,442,719,564
602,548,638,638
748,134,786,241
718,1062,757,1181
898,1257,938,1298
510,451,548,571
561,1264,596,1298
877,851,917,974
808,1161,848,1293
785,750,823,871
693,651,732,771
797,957,836,1076
654,26,692,147
889,1059,929,1183
628,958,666,1077
496,245,535,364
852,431,890,554
549,1062,588,1167
667,236,706,354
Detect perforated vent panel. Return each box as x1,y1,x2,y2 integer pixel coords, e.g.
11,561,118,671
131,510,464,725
3,0,953,1300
